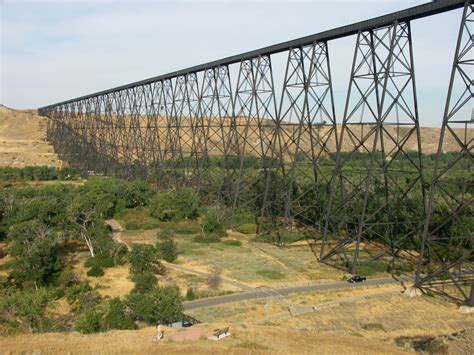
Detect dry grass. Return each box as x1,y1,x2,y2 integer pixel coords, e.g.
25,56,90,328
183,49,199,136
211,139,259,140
279,290,474,343
0,106,61,168
188,299,288,323
0,324,410,354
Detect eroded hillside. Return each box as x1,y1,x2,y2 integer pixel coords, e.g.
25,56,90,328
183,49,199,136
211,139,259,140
0,105,61,168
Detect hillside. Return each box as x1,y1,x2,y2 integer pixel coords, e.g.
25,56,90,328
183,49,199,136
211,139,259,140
1,105,469,169
0,105,61,168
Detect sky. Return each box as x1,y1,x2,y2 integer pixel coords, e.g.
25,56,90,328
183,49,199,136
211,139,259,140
0,0,465,127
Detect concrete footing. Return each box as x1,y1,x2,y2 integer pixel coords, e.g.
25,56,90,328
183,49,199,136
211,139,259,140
403,286,422,297
458,306,474,314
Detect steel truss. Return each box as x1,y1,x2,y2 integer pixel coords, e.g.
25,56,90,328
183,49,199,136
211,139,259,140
416,1,473,306
319,21,426,274
39,0,473,305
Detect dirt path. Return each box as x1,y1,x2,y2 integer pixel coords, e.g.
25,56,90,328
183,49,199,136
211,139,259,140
106,219,252,291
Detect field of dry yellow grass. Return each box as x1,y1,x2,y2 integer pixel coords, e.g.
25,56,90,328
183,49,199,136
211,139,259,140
1,284,473,354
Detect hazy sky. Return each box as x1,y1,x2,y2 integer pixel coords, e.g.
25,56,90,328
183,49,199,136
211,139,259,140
1,0,464,126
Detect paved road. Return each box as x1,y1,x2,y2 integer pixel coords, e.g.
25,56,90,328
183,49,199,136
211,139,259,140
183,276,399,310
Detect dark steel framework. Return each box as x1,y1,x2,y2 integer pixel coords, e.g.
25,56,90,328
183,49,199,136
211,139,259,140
39,0,473,305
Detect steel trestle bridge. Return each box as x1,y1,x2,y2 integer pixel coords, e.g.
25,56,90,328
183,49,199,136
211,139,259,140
39,0,473,306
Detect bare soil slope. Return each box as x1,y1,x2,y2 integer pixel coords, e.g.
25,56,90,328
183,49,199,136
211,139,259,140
0,105,61,168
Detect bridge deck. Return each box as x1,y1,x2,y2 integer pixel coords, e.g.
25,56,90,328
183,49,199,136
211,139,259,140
38,0,468,110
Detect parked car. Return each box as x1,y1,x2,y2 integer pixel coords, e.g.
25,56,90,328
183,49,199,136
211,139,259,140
347,275,367,283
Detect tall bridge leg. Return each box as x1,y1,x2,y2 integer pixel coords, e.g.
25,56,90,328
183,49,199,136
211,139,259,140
229,56,279,228
416,1,473,305
321,21,425,274
275,42,338,237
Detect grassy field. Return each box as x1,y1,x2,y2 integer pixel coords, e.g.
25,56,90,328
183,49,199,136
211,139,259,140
2,285,472,354
116,209,348,288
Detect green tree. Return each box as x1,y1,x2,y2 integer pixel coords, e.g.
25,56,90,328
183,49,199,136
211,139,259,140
156,237,178,262
103,298,136,330
129,243,161,275
74,308,103,334
149,188,199,221
6,220,63,287
0,288,57,333
131,273,158,294
126,286,183,324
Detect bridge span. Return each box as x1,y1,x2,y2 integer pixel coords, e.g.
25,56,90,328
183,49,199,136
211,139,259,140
39,0,473,306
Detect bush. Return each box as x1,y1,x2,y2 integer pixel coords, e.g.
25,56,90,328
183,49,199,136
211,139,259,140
55,267,79,288
75,308,103,334
174,188,200,220
85,255,114,269
173,223,201,235
129,244,161,275
156,238,178,262
232,210,256,226
126,286,183,324
201,204,226,233
149,188,199,222
185,287,196,301
87,266,104,278
0,287,57,333
64,282,102,313
131,272,157,294
235,223,257,234
157,229,175,240
103,298,136,330
223,239,242,247
193,235,221,243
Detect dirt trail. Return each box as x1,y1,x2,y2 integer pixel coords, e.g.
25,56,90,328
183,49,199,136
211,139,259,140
106,219,252,291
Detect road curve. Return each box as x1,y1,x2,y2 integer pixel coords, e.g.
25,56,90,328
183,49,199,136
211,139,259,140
183,276,399,310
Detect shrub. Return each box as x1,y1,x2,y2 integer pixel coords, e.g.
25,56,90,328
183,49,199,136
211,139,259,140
85,255,114,269
232,210,256,226
157,229,175,240
185,287,196,301
174,188,200,220
235,223,257,234
126,286,183,324
64,282,102,313
103,298,136,330
0,287,57,333
55,267,79,288
129,244,161,275
201,204,226,233
223,239,242,247
131,272,157,294
156,238,178,262
149,193,175,221
149,188,199,222
75,308,103,334
173,223,201,235
87,266,104,278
